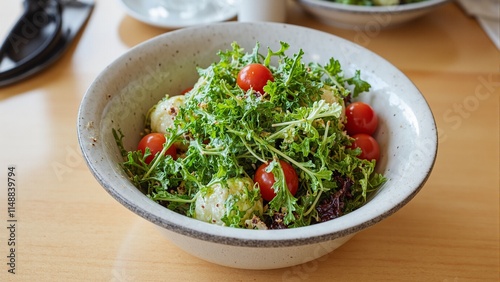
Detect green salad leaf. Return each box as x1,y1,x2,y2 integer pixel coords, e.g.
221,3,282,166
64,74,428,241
114,41,386,229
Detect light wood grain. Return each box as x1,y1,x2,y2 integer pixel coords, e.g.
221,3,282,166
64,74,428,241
0,1,498,281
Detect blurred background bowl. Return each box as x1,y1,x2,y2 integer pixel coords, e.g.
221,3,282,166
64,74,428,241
294,0,449,29
77,22,437,269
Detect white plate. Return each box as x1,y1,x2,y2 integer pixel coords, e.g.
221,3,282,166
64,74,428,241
119,0,238,29
294,0,449,29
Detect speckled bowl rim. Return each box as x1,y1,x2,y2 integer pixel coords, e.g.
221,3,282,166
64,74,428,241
77,22,438,248
295,0,449,15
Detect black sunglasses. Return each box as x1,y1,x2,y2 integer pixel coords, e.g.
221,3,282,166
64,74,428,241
0,0,94,87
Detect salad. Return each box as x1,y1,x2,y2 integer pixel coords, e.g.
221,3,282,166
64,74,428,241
328,0,427,6
114,42,386,229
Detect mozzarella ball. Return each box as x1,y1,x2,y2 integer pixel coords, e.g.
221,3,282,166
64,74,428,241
321,85,346,121
149,95,185,134
194,177,263,227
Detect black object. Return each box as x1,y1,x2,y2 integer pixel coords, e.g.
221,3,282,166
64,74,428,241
0,0,95,87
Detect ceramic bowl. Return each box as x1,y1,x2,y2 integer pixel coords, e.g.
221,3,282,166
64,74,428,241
77,22,437,269
294,0,449,29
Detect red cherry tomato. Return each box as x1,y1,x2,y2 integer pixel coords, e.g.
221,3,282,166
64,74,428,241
237,63,274,93
254,160,299,202
345,102,378,136
350,133,380,162
137,133,177,164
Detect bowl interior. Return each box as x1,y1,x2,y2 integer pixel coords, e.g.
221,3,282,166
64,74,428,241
78,22,437,247
296,0,448,12
294,0,449,29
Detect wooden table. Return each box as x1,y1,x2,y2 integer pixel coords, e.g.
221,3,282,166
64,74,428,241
1,1,498,281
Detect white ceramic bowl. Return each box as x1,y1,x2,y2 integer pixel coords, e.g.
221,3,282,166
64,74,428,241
77,22,437,269
294,0,449,29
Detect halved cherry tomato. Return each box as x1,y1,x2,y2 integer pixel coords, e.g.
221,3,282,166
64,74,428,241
237,63,274,93
345,102,378,136
254,160,299,202
138,133,177,164
350,133,380,162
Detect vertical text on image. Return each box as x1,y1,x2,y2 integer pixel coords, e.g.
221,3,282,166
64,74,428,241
6,166,17,274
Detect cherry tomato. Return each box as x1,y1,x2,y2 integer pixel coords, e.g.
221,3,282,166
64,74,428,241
350,133,380,162
237,63,274,93
345,102,378,136
254,160,299,202
137,133,177,164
